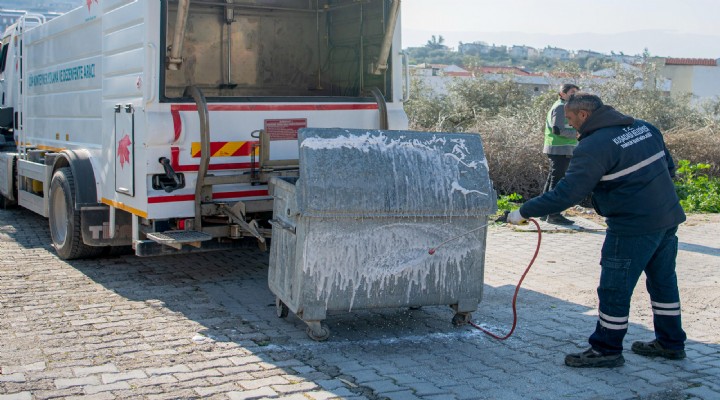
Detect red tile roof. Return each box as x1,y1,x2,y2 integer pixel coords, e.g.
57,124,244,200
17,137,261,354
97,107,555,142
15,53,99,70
476,66,532,76
444,71,473,77
665,58,717,66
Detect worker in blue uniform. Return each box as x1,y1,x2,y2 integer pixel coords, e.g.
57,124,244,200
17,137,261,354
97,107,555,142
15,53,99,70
507,92,687,368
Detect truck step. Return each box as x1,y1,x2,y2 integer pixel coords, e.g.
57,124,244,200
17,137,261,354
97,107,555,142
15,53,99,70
146,230,213,250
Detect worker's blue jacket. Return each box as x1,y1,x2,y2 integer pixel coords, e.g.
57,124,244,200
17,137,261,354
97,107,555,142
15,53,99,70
520,105,685,235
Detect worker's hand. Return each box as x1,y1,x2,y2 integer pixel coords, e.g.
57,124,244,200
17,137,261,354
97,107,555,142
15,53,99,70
507,209,528,225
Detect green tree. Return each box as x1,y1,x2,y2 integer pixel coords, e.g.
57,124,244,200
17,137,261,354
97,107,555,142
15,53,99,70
426,35,447,50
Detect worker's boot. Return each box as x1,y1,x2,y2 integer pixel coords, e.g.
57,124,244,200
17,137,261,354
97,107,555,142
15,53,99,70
545,214,574,225
564,347,625,368
631,340,686,360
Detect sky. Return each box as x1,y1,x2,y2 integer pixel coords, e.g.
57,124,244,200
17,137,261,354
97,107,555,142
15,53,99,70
402,0,720,59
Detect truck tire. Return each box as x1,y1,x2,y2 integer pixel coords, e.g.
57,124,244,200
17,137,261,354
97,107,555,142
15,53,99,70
49,167,103,259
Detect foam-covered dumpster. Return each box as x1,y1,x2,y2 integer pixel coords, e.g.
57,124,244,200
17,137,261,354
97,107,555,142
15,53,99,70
268,128,497,340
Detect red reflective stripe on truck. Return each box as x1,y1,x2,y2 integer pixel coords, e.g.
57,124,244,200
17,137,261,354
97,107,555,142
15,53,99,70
148,190,269,204
170,103,379,141
170,146,254,171
172,103,378,112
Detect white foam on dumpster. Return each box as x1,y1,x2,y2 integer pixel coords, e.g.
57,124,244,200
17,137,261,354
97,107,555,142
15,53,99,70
450,181,488,196
302,221,486,310
299,132,491,217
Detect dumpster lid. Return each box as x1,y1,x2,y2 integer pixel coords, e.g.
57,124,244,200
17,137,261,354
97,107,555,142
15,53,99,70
296,128,497,218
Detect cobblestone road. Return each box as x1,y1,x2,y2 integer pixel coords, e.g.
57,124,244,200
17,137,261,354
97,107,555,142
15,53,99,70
1,208,718,400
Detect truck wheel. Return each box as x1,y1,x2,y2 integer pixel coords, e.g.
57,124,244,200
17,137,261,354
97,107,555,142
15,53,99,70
49,167,102,259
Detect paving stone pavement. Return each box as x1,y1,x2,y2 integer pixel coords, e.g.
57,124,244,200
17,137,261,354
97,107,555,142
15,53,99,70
0,207,718,400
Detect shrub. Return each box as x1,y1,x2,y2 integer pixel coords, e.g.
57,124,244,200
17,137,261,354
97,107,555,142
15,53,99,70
405,78,452,131
405,64,720,204
674,160,720,213
664,122,720,176
497,193,523,212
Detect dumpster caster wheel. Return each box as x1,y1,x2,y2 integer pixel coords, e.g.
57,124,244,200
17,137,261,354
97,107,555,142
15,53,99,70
275,297,289,318
452,312,472,326
306,322,330,341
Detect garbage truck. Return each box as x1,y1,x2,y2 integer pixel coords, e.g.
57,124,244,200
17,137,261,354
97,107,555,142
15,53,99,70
0,0,498,341
0,0,411,258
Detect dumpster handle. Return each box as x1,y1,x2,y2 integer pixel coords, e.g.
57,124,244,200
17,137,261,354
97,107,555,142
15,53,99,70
269,219,296,234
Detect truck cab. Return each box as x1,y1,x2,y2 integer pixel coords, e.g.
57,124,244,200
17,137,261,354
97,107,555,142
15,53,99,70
0,14,45,149
0,21,20,147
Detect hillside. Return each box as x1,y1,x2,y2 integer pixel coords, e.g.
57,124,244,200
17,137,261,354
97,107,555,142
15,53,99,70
405,41,632,73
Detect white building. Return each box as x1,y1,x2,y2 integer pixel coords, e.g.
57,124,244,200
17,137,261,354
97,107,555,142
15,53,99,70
660,58,720,103
576,50,605,59
411,64,551,96
508,45,538,59
541,47,570,60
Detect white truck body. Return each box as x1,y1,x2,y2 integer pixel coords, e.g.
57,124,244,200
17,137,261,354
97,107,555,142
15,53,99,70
0,0,408,258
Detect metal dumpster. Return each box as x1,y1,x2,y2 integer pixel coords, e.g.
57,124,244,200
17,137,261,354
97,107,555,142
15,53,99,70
268,128,497,340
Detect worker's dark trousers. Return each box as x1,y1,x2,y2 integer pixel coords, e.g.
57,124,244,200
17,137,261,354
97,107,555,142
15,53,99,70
589,226,687,355
543,154,572,194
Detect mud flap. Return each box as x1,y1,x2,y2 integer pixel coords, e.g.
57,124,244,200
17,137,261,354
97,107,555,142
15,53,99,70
0,152,17,201
80,206,133,246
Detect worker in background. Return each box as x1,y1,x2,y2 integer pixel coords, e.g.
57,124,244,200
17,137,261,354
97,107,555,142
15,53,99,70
508,92,687,368
541,83,579,225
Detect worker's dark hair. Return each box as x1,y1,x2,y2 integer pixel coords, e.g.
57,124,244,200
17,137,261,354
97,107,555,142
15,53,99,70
560,83,580,95
565,92,603,114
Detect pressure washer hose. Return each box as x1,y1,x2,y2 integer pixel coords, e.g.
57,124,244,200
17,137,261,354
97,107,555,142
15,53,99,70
429,216,542,341
470,218,542,340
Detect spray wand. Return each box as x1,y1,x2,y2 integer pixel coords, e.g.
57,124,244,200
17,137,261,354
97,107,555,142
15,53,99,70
428,211,512,255
428,212,542,340
428,222,492,255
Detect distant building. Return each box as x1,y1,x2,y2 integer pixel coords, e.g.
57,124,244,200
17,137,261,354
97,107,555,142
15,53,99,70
411,64,552,96
476,66,532,76
413,63,472,78
575,50,605,59
410,64,470,95
483,73,551,94
508,45,538,59
660,58,720,103
591,63,672,92
541,47,570,60
609,54,642,64
459,42,507,56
